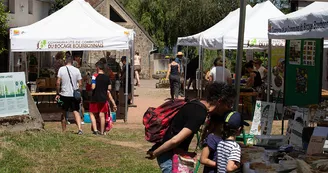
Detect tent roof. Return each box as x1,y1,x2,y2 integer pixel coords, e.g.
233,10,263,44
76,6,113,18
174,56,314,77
200,5,254,50
176,5,253,47
268,2,328,39
223,1,285,49
10,0,132,52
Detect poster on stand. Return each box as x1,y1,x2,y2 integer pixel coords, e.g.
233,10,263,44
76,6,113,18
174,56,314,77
289,40,301,65
295,68,308,94
250,101,275,136
271,47,285,91
0,72,29,117
246,49,254,62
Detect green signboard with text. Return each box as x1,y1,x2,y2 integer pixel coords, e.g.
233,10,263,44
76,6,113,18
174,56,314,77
284,39,323,106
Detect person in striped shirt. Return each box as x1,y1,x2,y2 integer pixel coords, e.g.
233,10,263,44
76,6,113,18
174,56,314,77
217,112,249,173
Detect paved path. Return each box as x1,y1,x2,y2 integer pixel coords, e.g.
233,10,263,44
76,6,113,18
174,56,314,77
123,79,169,124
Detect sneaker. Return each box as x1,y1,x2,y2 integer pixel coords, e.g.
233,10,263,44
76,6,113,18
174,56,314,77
66,121,71,125
93,130,101,135
77,130,83,135
81,121,85,125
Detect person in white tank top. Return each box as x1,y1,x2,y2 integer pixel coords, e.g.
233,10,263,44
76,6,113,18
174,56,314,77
254,59,268,81
134,51,141,86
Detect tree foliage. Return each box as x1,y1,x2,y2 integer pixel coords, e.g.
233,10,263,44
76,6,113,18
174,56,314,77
120,0,239,50
0,1,8,54
49,0,72,14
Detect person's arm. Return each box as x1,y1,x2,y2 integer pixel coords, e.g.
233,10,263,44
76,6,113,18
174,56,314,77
226,160,240,172
56,77,61,100
107,85,117,111
152,128,193,157
55,68,62,100
78,79,82,92
178,64,181,73
226,69,232,85
226,144,241,172
246,72,255,87
166,64,171,80
200,146,216,168
91,74,96,90
209,68,214,82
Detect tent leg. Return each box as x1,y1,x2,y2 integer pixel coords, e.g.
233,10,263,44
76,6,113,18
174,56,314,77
130,41,135,105
197,46,202,99
233,0,247,111
184,46,188,96
267,39,272,102
222,48,226,79
124,48,129,123
25,52,28,81
200,47,204,99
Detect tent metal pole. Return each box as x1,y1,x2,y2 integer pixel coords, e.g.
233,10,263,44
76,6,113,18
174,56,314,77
197,46,202,98
130,40,135,105
200,47,204,99
9,40,13,72
233,0,247,111
184,46,188,96
267,39,272,101
124,46,129,123
223,48,226,79
25,53,28,81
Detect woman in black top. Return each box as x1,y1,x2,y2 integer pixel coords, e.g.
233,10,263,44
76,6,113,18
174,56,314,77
166,57,180,100
245,62,262,89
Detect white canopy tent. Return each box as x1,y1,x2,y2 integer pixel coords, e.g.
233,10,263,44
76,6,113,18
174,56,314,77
9,0,134,122
176,5,253,48
177,1,286,98
268,1,328,40
223,1,285,49
267,1,328,133
10,0,133,52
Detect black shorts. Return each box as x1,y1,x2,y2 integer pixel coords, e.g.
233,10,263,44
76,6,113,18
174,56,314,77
60,95,80,112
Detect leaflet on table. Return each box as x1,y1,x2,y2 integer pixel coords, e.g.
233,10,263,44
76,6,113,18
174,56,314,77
0,72,29,117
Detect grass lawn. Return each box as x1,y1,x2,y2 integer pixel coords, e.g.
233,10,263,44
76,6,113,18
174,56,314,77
0,123,160,173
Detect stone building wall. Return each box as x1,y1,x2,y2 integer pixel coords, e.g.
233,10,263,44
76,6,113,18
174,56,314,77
87,0,155,79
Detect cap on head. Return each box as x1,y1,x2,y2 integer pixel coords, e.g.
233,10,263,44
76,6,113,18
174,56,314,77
176,52,183,56
224,111,249,129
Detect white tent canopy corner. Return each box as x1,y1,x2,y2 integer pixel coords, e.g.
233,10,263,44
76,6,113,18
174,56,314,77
268,1,328,40
9,0,134,52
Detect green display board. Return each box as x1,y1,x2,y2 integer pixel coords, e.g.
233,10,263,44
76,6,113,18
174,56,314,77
284,39,323,106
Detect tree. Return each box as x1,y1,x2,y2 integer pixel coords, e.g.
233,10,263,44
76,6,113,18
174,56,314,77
0,1,8,54
49,0,72,14
250,0,290,14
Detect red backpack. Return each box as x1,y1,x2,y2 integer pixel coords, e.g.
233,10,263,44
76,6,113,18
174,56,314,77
143,99,204,143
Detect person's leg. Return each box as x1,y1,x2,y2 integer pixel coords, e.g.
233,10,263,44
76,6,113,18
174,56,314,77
135,70,140,86
61,110,67,132
60,96,69,132
156,152,173,173
99,112,105,134
72,98,82,130
89,112,98,133
173,76,180,99
169,76,174,100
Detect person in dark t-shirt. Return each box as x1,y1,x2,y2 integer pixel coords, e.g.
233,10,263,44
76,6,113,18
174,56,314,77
89,61,112,135
121,56,132,104
146,82,237,173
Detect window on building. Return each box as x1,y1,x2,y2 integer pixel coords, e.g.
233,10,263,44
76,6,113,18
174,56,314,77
8,0,15,13
3,0,9,12
28,0,33,14
110,6,126,23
